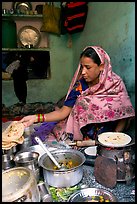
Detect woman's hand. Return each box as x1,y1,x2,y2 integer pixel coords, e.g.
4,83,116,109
20,115,36,128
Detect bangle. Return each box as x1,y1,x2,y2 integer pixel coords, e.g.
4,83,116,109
36,114,45,123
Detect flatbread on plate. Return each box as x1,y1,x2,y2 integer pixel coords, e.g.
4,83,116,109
98,132,131,147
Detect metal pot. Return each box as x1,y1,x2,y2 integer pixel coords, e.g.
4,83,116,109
2,167,40,202
39,149,86,188
14,151,40,182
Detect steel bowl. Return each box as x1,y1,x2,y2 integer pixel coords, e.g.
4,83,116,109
67,187,117,202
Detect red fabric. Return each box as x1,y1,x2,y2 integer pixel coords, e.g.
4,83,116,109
2,116,23,123
67,2,87,8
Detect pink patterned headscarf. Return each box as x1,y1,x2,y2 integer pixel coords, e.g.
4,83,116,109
65,46,135,140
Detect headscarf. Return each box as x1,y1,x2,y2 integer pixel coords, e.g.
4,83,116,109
65,46,135,140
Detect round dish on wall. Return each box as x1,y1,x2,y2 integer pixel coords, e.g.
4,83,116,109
12,2,32,14
18,25,41,48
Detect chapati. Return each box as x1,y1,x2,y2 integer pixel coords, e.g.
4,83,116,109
2,121,25,150
98,132,131,147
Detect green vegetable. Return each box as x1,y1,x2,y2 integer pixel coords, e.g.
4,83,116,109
49,185,81,202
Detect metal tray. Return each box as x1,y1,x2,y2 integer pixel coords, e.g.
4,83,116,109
67,187,117,202
18,25,41,48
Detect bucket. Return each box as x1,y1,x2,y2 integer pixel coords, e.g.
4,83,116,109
2,18,17,48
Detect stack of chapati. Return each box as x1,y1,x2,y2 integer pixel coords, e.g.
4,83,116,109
2,121,25,150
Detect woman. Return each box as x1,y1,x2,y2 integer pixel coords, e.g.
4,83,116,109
20,46,135,143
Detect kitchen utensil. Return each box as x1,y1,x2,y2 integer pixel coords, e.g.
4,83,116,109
2,167,40,202
39,149,86,187
38,181,53,202
35,136,61,169
2,144,20,155
12,2,32,14
14,151,40,181
2,154,15,170
18,25,41,48
22,144,57,161
68,139,95,147
67,187,117,202
84,146,97,157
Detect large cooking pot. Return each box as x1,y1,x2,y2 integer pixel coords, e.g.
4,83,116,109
2,167,40,202
39,149,86,188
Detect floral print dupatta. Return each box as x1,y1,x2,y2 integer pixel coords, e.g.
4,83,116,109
65,46,135,140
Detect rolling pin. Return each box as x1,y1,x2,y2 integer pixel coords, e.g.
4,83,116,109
67,139,96,147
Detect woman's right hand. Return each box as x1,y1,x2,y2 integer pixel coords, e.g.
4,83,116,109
20,115,36,128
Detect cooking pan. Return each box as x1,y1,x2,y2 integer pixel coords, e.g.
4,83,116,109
39,149,86,188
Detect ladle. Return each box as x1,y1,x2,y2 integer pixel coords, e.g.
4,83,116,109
35,136,61,169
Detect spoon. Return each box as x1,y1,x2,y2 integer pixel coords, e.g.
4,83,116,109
35,136,62,169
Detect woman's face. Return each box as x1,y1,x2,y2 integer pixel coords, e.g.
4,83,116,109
80,56,104,86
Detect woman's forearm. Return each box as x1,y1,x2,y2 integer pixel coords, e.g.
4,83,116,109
43,106,72,122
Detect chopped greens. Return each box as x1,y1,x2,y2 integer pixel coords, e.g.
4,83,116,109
49,185,80,202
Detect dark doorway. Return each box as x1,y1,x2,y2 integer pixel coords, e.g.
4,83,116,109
2,50,50,79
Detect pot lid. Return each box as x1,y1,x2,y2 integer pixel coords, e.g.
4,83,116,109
97,132,132,148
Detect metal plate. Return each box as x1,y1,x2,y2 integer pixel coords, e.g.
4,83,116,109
67,188,117,202
18,25,41,48
12,2,32,14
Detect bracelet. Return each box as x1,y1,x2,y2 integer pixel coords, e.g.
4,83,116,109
36,114,45,123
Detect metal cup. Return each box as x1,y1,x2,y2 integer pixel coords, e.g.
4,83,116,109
38,181,53,202
2,154,15,170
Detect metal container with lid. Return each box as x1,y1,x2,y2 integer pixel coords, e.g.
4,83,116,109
2,167,40,202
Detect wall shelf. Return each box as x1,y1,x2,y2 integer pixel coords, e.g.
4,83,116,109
2,14,43,18
2,48,50,52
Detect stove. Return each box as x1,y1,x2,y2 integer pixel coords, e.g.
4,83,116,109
94,139,135,188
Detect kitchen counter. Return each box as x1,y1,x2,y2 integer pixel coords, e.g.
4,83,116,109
2,141,135,202
80,164,135,202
